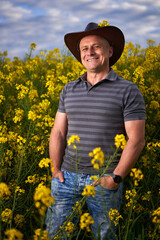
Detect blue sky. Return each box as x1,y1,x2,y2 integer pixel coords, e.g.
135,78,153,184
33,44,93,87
0,0,160,59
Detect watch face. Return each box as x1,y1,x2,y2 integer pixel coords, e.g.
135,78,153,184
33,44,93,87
114,175,122,184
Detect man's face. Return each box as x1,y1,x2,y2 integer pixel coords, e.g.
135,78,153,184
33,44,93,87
79,35,113,73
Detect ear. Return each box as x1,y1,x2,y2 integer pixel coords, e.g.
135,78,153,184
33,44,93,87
109,46,113,58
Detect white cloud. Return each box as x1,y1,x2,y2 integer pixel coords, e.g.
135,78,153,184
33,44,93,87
122,2,147,11
1,1,31,21
0,0,160,59
47,8,61,17
90,0,111,10
132,0,160,7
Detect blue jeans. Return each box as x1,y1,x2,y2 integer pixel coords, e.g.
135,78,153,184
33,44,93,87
46,170,123,240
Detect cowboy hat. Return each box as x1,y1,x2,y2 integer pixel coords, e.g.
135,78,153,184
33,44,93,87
64,22,125,66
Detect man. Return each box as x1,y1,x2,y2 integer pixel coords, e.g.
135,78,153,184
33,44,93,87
46,22,146,239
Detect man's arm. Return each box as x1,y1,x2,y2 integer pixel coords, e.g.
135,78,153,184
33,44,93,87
113,119,145,178
98,119,145,189
49,112,68,182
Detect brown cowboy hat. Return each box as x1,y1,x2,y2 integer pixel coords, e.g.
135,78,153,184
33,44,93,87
64,22,125,66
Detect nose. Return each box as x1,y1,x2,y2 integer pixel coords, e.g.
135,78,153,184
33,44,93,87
87,46,95,55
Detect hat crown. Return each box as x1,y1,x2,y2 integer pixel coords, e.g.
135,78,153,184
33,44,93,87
85,22,99,31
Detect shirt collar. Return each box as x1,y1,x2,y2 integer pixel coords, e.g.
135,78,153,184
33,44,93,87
79,68,118,82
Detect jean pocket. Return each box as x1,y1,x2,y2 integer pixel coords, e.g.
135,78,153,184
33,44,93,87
98,184,119,192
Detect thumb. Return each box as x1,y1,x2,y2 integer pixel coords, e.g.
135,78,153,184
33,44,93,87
91,179,100,186
59,171,64,183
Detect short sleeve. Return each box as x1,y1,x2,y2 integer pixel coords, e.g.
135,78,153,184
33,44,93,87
123,83,146,122
57,86,66,113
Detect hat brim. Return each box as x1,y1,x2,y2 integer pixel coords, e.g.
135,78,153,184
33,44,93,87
64,25,125,66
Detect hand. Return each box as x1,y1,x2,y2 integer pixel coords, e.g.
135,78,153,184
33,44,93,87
93,176,119,190
52,169,64,183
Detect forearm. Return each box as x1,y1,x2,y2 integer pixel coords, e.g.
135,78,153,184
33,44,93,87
114,138,145,179
49,128,66,172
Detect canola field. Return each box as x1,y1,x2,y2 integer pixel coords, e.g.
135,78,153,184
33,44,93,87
0,40,160,240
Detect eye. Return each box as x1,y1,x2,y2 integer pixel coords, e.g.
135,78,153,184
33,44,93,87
94,45,101,49
81,47,88,52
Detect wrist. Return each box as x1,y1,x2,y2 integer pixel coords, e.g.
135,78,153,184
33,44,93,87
111,173,123,184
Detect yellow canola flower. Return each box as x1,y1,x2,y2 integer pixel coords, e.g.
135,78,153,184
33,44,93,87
98,20,110,27
60,221,75,237
0,182,11,199
39,99,50,112
58,75,68,85
150,100,159,109
89,147,104,169
38,158,52,168
68,135,80,149
1,208,12,223
82,185,95,197
40,174,48,183
152,207,160,228
43,115,54,127
4,228,23,240
14,214,25,228
28,89,38,101
33,229,49,240
30,42,37,50
17,136,26,145
0,136,7,144
64,221,74,236
0,125,8,144
15,186,25,195
109,208,123,226
45,80,55,95
13,108,24,123
90,176,99,182
142,191,151,201
140,155,150,168
147,141,160,152
130,168,143,186
0,94,5,103
50,162,55,174
133,66,144,81
72,201,82,215
25,174,40,184
80,213,94,232
125,189,137,209
28,110,38,121
34,183,54,215
16,84,29,100
114,134,126,150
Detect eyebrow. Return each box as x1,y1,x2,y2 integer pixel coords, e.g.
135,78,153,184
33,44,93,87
80,42,102,49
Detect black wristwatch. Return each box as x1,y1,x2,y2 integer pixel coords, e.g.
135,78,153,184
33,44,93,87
111,173,122,184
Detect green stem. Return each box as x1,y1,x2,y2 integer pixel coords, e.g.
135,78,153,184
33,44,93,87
94,147,119,184
75,228,82,240
74,148,78,198
10,121,33,228
124,203,133,240
10,152,24,228
0,199,2,240
0,144,4,183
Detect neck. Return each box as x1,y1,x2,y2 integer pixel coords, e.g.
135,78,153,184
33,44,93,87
86,68,110,86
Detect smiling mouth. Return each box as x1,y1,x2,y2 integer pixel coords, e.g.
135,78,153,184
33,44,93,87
87,58,98,62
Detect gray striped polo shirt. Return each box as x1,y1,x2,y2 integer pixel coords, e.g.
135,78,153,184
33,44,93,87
58,68,146,174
